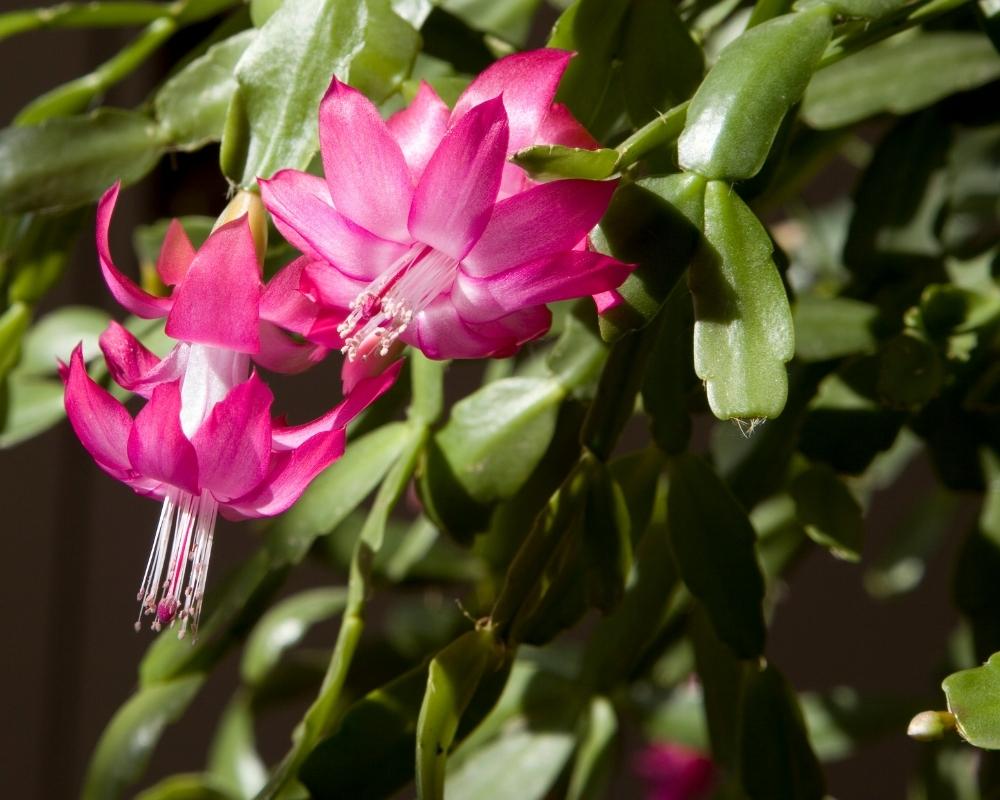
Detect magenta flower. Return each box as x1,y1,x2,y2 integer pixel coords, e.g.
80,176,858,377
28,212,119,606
261,49,632,363
62,186,400,637
633,742,715,800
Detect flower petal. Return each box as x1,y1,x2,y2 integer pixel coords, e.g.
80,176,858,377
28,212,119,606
387,81,450,181
537,102,600,149
408,96,509,261
302,260,368,312
127,381,200,494
255,321,329,374
457,250,632,319
408,298,548,359
319,78,414,243
96,184,172,319
98,321,188,398
341,336,404,394
271,359,403,449
260,257,326,337
452,49,573,153
63,344,133,481
191,372,273,502
463,179,617,277
219,428,345,520
166,216,262,353
261,171,407,281
156,219,197,286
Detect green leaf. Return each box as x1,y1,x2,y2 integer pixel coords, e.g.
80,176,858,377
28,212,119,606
439,0,541,45
593,175,701,340
940,123,1000,259
510,145,618,181
803,33,1000,129
795,0,904,18
790,464,864,561
446,724,577,800
241,588,348,687
740,665,825,800
207,695,268,800
943,652,1000,749
416,628,504,800
433,376,564,503
82,676,204,800
267,421,412,563
668,453,766,658
155,30,255,150
877,334,944,410
548,0,631,140
793,295,879,362
0,374,66,448
622,0,703,125
641,283,696,454
299,663,429,799
566,696,618,800
16,306,110,376
693,181,794,420
0,109,165,213
134,775,235,800
0,301,30,380
226,0,419,186
678,7,832,180
5,208,88,304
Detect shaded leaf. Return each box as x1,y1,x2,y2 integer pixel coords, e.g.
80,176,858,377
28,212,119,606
740,665,825,800
0,109,165,214
793,295,878,362
790,464,864,561
17,306,110,376
668,454,766,657
82,676,204,800
803,33,1000,129
155,30,255,150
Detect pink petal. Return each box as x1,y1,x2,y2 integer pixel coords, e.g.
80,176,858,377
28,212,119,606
261,171,408,281
457,251,632,319
99,321,186,398
463,179,618,277
156,219,197,286
96,184,172,319
271,360,403,449
166,217,262,353
219,427,346,520
302,260,368,312
537,103,600,149
260,257,325,337
387,81,451,181
319,78,414,243
191,372,273,502
62,344,133,481
255,321,329,374
409,298,549,359
593,290,622,314
408,96,509,261
452,49,573,153
341,336,404,394
126,382,200,494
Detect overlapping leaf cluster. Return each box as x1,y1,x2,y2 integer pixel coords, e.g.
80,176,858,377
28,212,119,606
2,0,1000,797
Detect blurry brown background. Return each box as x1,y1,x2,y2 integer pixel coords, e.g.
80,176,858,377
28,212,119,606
0,6,974,798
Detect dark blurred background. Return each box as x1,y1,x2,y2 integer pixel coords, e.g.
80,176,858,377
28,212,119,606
0,6,976,798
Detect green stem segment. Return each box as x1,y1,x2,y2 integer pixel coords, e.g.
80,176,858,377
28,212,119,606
818,0,974,67
614,101,689,170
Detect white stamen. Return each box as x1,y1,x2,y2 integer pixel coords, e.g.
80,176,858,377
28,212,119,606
136,490,219,640
338,245,458,360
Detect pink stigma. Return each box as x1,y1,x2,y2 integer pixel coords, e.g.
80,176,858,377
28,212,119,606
156,599,178,626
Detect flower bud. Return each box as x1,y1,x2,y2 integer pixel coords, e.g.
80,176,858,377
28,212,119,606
214,190,267,266
907,710,956,741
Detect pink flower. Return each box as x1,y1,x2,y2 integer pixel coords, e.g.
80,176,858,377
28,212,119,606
260,49,632,363
633,743,715,800
62,186,400,637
